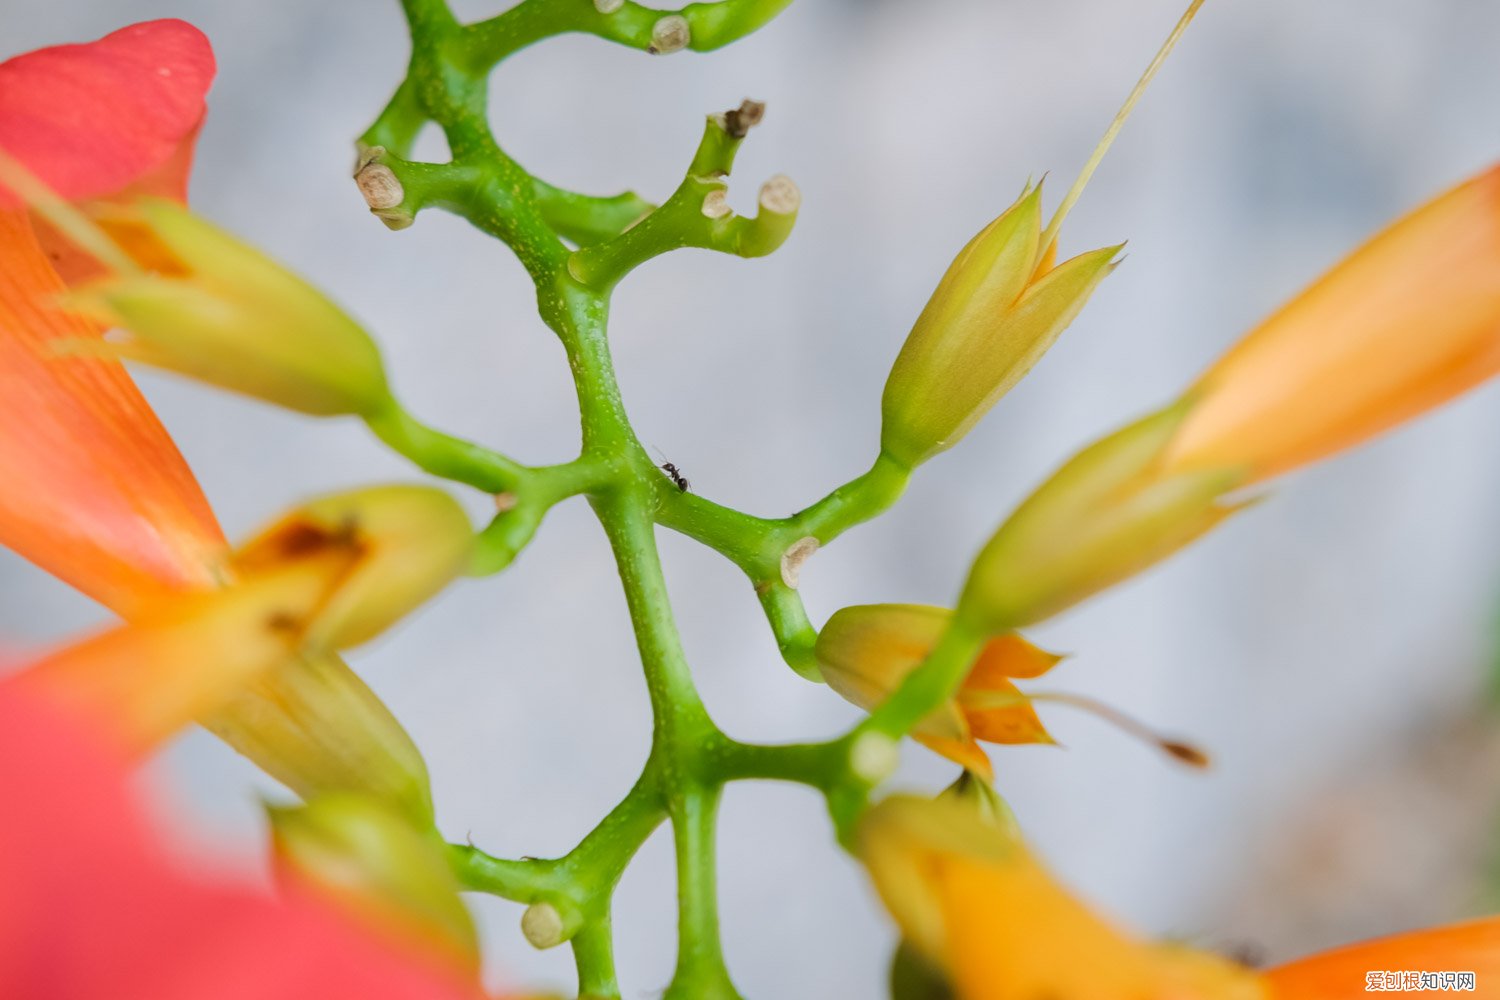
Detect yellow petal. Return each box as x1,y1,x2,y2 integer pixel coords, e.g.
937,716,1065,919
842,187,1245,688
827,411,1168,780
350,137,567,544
1167,164,1500,483
817,604,972,742
203,653,434,825
233,484,474,651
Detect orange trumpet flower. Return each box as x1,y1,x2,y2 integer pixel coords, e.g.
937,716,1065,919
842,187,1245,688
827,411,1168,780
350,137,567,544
861,795,1500,1000
1166,164,1500,485
0,20,225,617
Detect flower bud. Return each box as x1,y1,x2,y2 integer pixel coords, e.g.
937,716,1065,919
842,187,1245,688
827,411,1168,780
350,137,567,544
66,199,393,417
204,652,434,825
881,183,1120,468
232,484,474,650
268,793,478,971
958,404,1242,632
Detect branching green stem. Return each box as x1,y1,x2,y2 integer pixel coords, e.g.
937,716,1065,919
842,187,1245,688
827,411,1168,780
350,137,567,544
354,2,973,996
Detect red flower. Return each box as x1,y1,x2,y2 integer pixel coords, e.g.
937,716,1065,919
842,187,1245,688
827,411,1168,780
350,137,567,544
0,685,485,1000
0,20,215,205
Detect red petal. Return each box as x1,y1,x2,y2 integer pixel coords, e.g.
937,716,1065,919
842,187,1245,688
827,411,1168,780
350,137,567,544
0,19,215,205
0,685,487,1000
0,209,226,615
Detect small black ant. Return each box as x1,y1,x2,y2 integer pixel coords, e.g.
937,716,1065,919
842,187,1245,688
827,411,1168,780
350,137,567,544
660,461,690,493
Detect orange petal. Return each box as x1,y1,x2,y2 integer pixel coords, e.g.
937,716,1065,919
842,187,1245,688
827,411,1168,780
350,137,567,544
1266,917,1500,998
0,209,225,615
858,796,1264,1000
969,632,1064,682
1167,164,1500,484
7,545,355,755
957,678,1056,747
914,733,995,781
818,604,1062,758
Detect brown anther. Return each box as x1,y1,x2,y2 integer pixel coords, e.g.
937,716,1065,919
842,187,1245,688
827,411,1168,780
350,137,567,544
273,522,339,558
1161,740,1211,768
723,99,766,139
266,611,303,634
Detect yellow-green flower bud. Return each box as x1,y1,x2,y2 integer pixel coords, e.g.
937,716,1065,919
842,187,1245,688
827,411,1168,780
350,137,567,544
958,404,1242,632
881,184,1121,468
204,653,434,825
267,793,479,970
69,199,393,417
232,484,475,650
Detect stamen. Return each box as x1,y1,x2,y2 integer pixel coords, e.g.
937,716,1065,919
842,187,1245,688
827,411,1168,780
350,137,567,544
960,687,1210,768
1029,691,1210,768
1036,0,1209,261
0,147,141,276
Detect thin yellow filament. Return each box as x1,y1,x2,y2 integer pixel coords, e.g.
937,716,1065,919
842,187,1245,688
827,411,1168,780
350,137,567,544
1037,0,1210,260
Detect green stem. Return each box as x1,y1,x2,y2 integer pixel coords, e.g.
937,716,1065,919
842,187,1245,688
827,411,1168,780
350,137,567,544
467,0,797,65
757,582,820,680
572,918,621,999
361,3,834,996
365,403,526,493
863,616,986,740
666,786,736,999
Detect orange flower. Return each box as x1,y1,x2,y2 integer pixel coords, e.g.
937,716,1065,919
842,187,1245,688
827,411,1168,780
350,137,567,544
0,21,226,617
861,795,1500,1000
860,795,1263,1000
816,604,1063,778
958,163,1500,633
1165,164,1500,485
8,484,475,765
1266,918,1500,997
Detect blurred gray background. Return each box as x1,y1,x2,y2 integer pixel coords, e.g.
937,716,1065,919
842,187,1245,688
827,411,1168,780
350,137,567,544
4,0,1500,995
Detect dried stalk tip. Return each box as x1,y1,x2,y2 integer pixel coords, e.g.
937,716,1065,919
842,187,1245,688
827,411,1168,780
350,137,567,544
493,491,519,513
849,732,899,784
759,174,801,216
356,161,404,211
648,15,691,55
780,536,820,589
372,207,414,231
520,902,565,950
724,99,767,139
593,0,624,12
700,189,732,220
353,143,382,174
